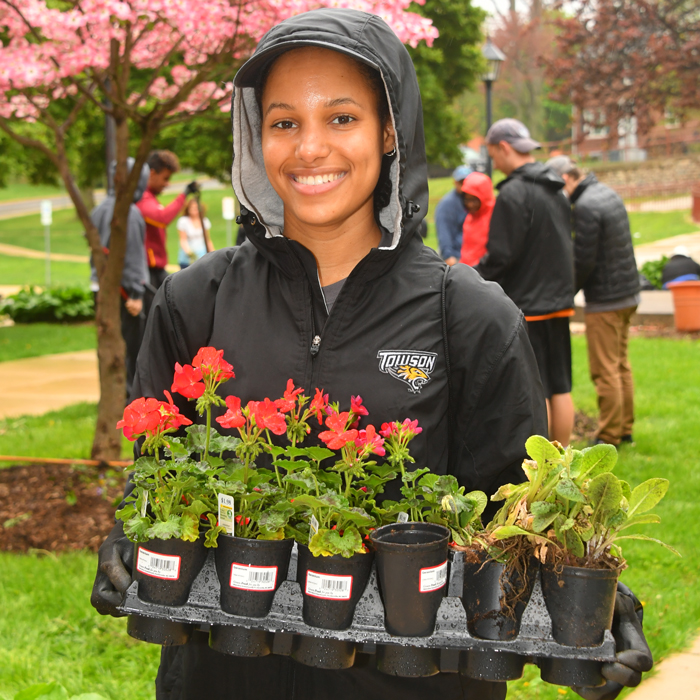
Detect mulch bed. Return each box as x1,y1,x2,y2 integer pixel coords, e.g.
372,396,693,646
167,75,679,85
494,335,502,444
0,463,127,553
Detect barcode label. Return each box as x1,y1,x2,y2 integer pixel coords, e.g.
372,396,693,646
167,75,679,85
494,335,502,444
397,512,409,523
136,547,181,580
218,493,234,535
419,560,448,593
230,563,278,591
305,570,353,600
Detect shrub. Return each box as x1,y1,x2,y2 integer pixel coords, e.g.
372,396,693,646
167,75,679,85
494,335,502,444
0,286,94,323
640,256,668,290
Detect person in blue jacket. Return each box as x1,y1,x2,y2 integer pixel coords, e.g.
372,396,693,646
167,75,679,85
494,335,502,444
435,165,471,265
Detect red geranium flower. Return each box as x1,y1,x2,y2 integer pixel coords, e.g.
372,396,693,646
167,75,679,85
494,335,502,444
350,395,369,417
379,421,398,438
116,397,163,440
401,418,422,437
161,390,193,431
275,378,304,413
216,395,246,429
319,412,358,449
309,388,329,424
249,398,287,435
192,346,234,383
171,362,205,399
356,424,385,456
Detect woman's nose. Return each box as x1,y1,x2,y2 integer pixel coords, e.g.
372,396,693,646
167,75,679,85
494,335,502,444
295,123,331,162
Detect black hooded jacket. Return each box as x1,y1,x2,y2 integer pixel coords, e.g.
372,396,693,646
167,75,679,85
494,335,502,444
476,162,574,316
133,9,546,700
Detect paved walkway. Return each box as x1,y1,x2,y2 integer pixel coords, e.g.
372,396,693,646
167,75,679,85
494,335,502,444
635,231,700,266
0,350,99,419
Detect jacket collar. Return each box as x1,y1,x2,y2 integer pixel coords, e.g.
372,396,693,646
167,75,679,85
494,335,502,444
570,173,598,204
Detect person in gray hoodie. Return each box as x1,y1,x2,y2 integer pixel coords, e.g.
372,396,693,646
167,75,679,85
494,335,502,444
89,158,150,398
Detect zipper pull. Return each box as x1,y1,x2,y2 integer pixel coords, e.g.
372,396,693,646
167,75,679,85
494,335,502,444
310,335,321,357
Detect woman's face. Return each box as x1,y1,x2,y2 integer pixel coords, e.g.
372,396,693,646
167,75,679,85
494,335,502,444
261,47,395,232
464,193,482,214
186,200,199,217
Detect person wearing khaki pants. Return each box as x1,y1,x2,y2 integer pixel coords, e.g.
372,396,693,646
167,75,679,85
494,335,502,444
585,306,636,445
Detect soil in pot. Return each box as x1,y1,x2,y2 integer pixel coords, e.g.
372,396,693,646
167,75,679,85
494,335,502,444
127,614,193,646
462,547,537,641
296,544,374,630
460,649,525,682
541,564,619,647
538,657,605,688
134,536,207,606
376,645,440,677
214,535,293,617
370,522,449,637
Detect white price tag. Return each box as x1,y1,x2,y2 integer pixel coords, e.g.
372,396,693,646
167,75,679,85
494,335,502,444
397,512,409,523
309,515,319,542
230,563,278,591
218,493,234,535
305,570,353,600
136,547,181,580
419,560,448,593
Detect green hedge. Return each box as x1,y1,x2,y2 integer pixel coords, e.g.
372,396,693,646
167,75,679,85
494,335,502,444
0,286,94,323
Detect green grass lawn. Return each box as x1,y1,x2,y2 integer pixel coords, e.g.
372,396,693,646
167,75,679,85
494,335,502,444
0,256,91,287
628,210,698,246
0,182,66,202
0,323,95,363
0,335,699,698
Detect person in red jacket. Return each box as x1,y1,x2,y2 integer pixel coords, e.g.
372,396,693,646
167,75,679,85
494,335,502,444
136,150,200,299
459,172,495,266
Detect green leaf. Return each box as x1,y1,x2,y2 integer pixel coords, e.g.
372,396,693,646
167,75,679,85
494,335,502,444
209,434,241,455
619,480,632,500
336,507,375,528
165,438,190,458
588,473,623,513
620,514,661,529
182,499,210,519
628,478,669,517
578,443,617,481
491,483,520,502
562,528,584,558
614,534,681,556
556,478,585,503
123,516,151,543
309,526,364,558
15,683,69,700
525,435,561,467
491,525,531,540
258,504,295,533
148,516,182,540
179,512,201,542
282,469,316,492
302,446,336,462
185,424,208,452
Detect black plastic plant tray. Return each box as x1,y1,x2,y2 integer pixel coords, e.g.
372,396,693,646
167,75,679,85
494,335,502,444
119,547,616,666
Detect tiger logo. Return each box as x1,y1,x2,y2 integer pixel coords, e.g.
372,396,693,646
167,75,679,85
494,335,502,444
377,350,437,393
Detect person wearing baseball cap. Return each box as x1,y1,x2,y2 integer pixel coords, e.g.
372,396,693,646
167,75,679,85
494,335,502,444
546,154,640,446
434,164,472,265
476,118,576,446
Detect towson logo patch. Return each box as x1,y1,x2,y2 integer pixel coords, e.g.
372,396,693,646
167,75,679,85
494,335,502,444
377,350,437,394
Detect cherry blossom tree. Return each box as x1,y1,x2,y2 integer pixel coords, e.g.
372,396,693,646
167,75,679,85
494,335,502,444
0,0,437,461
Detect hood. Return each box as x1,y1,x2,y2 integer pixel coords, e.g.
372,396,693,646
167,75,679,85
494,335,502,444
461,172,495,213
231,8,428,251
108,157,150,203
499,161,565,193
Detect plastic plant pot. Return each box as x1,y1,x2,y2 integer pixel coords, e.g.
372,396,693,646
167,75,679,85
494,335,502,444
538,657,605,688
127,614,193,646
209,625,274,657
541,565,619,647
461,649,525,681
462,549,537,640
214,535,294,617
292,635,357,670
370,522,450,637
668,280,700,332
376,644,441,677
134,536,207,606
296,544,374,630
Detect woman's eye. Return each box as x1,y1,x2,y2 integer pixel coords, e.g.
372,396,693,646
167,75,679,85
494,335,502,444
272,120,296,129
332,114,356,125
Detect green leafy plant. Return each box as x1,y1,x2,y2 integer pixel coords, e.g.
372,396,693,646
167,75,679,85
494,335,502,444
0,286,94,323
13,681,107,700
641,256,668,290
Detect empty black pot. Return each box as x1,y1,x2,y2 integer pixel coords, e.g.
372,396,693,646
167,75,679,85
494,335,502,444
214,535,293,617
538,657,605,688
462,549,537,640
461,649,525,681
292,635,357,670
376,645,440,677
296,544,374,630
134,536,207,606
541,565,619,647
370,522,450,637
209,625,274,657
127,614,192,646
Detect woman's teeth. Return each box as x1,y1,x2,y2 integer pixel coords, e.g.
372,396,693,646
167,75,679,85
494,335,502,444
294,172,344,185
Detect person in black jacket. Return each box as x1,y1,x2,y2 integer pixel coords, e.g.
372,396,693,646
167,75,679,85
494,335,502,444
477,119,575,446
547,156,640,446
662,245,700,288
91,11,651,700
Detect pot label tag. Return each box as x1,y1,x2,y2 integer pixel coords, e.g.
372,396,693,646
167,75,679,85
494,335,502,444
309,515,319,542
397,512,409,523
305,570,353,600
419,560,448,593
218,493,234,535
136,547,181,580
230,563,278,591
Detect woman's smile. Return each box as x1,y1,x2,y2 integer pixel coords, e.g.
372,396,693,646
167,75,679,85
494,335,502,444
289,170,347,194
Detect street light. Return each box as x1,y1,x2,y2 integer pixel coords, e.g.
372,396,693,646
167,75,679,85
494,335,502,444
481,37,505,177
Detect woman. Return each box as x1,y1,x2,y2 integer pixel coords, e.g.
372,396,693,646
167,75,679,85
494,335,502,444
459,171,495,266
177,199,214,269
91,9,648,700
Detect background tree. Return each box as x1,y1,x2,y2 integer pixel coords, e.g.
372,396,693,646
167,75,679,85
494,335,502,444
0,0,437,461
546,0,700,141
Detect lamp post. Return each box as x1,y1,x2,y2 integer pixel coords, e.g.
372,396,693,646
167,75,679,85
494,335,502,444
481,38,506,177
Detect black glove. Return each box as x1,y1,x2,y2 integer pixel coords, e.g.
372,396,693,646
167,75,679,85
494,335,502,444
184,181,200,196
90,521,134,617
574,583,653,700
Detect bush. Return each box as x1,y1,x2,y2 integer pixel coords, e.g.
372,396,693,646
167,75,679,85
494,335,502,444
0,286,94,323
640,256,668,290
